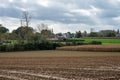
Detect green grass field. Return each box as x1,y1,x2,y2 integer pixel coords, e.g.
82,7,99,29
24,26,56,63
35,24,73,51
69,38,120,44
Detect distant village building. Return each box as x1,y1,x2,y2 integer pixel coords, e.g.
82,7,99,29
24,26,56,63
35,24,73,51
48,34,59,41
56,34,66,40
116,34,120,37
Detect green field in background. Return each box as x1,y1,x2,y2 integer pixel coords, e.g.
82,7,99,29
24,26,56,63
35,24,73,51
69,38,120,44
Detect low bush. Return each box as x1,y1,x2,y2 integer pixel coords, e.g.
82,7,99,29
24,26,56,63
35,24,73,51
13,44,24,51
0,45,14,52
71,41,86,46
90,41,102,45
0,45,6,51
24,42,36,50
0,41,62,52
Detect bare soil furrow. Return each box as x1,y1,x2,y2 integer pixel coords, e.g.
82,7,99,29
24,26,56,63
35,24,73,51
0,74,27,80
0,51,120,80
0,70,71,80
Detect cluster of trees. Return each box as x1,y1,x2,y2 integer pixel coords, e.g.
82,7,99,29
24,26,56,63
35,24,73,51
89,30,119,37
62,29,120,38
0,24,9,41
1,24,119,42
0,25,54,42
0,24,62,52
0,25,28,41
76,30,119,38
11,26,34,41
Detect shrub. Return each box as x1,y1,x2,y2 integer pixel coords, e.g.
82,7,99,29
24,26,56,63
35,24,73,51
66,42,71,46
90,41,102,45
13,44,24,51
5,45,14,52
24,43,35,50
0,41,63,52
0,44,14,52
71,41,85,46
37,42,61,50
0,45,6,52
76,42,84,45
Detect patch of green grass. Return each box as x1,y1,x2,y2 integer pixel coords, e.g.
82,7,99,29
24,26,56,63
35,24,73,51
69,38,120,44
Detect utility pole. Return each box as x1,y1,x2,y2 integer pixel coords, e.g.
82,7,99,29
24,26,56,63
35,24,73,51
20,19,23,27
90,28,94,33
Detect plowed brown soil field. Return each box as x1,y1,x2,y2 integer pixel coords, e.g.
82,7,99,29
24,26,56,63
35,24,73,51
0,50,120,80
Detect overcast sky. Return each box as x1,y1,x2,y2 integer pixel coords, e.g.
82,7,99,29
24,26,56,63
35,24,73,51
0,0,120,33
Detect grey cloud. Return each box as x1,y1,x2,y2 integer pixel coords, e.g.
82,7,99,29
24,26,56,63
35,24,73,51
0,7,21,18
0,0,120,32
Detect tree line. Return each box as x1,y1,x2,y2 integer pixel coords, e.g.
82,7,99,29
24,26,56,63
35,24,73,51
0,24,63,52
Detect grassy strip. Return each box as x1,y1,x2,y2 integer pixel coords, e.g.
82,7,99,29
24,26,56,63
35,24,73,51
69,38,120,44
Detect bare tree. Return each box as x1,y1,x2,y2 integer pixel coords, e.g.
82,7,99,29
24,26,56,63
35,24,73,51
36,23,52,41
22,11,31,27
37,23,48,33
